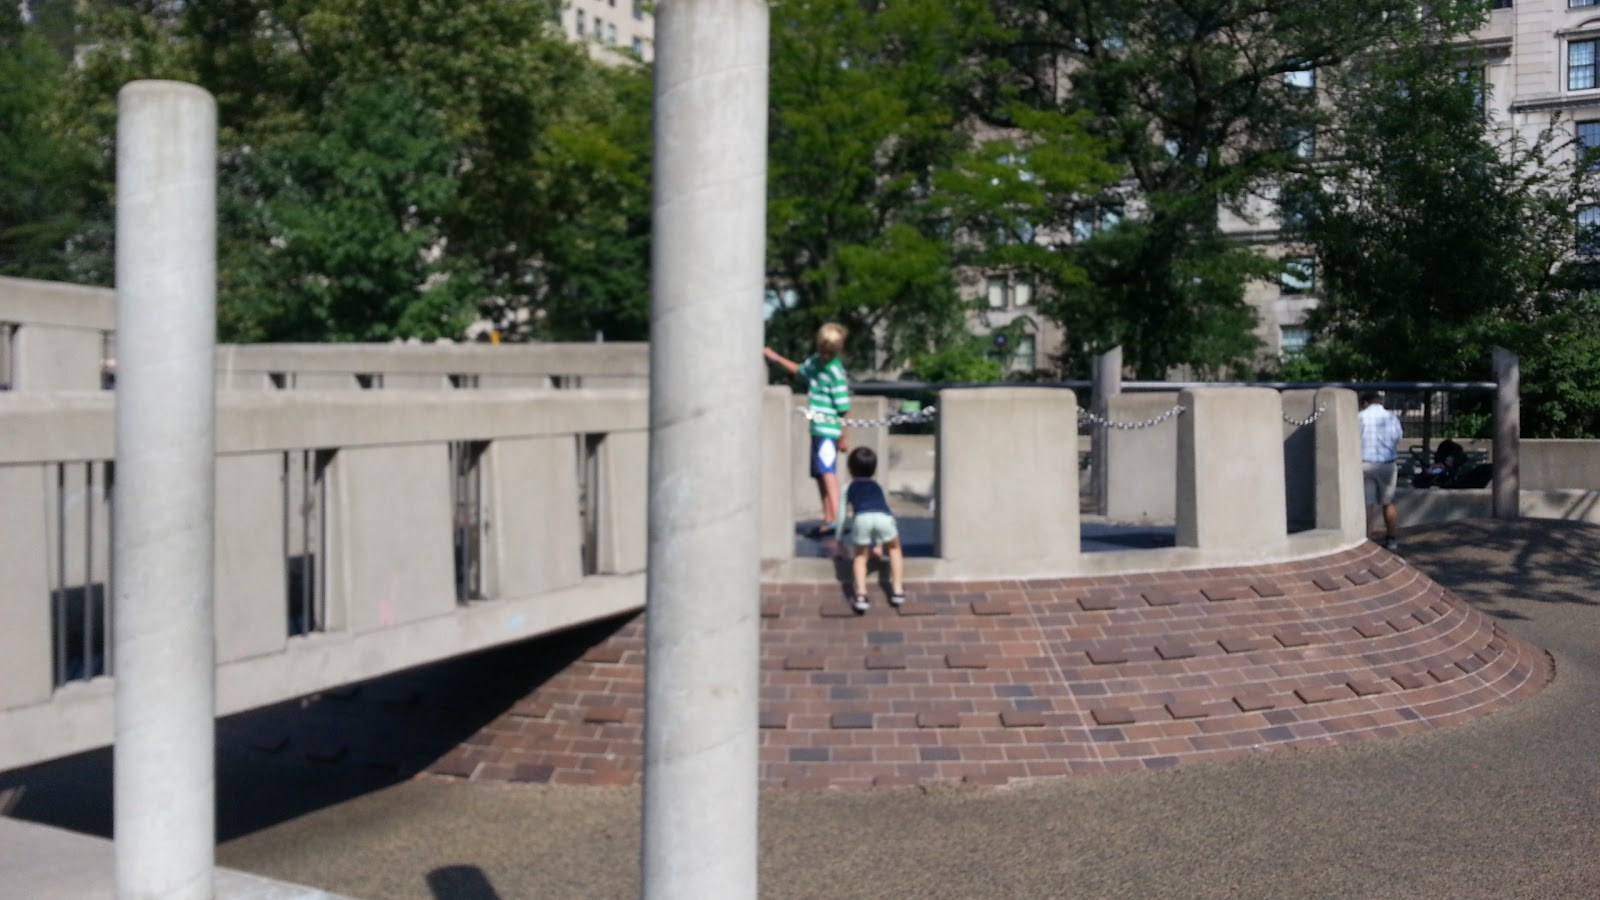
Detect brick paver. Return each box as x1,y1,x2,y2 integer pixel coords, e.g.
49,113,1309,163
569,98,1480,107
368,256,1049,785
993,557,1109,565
427,541,1547,790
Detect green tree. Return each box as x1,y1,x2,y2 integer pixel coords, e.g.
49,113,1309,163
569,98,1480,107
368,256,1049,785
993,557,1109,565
765,0,1115,374
56,0,650,341
991,0,1489,377
219,77,483,342
1286,41,1600,436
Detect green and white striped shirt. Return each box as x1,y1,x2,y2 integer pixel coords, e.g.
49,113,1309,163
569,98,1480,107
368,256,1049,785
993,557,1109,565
796,353,850,439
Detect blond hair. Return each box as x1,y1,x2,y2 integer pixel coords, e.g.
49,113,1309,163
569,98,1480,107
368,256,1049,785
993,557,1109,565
815,322,847,355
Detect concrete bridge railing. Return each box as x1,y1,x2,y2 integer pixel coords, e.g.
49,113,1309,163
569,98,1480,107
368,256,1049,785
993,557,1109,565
0,388,649,772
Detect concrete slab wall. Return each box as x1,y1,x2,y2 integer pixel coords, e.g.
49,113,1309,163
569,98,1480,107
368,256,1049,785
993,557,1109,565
1177,388,1288,556
596,431,648,574
326,444,458,632
1314,388,1366,539
0,465,54,710
486,436,584,597
936,388,1079,569
12,326,105,391
762,387,794,559
1104,391,1181,523
214,453,288,664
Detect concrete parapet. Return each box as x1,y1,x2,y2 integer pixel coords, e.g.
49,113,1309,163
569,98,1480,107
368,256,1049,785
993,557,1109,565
1314,388,1365,539
1104,391,1180,523
935,387,1079,569
596,431,647,574
762,387,794,559
487,436,584,597
1177,387,1288,557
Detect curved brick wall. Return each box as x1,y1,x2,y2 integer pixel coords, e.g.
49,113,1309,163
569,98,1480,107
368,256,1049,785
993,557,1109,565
428,542,1548,788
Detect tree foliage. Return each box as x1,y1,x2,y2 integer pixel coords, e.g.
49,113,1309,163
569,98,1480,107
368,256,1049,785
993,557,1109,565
764,0,1116,374
991,0,1489,377
6,0,651,343
1285,40,1600,436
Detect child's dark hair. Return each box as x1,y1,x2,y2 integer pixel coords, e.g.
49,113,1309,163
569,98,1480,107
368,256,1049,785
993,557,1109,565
847,446,877,479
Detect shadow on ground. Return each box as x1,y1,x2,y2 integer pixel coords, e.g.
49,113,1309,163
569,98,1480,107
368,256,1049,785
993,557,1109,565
1401,517,1600,614
0,613,637,843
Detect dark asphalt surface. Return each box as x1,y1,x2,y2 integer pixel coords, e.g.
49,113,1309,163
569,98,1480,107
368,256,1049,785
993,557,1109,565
199,518,1600,900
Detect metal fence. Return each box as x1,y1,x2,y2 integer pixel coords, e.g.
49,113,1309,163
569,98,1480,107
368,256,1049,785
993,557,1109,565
283,449,330,637
50,461,115,686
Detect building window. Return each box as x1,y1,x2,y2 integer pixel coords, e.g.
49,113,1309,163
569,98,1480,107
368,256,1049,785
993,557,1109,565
1571,39,1599,91
986,276,1008,309
1280,257,1315,295
633,0,645,19
1280,325,1310,357
1572,0,1597,8
1012,281,1034,307
1284,69,1315,91
632,35,644,55
1279,184,1314,230
1458,66,1486,115
1579,121,1600,170
607,23,618,45
1070,204,1123,242
1284,125,1315,159
1011,334,1037,373
576,9,585,36
1579,205,1600,255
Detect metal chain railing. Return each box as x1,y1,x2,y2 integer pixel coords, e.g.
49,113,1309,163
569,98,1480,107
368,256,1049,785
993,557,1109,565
1282,404,1327,427
1077,405,1186,430
796,406,939,428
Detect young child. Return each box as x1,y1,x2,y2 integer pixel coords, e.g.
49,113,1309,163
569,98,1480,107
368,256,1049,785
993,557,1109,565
833,447,906,614
763,322,851,537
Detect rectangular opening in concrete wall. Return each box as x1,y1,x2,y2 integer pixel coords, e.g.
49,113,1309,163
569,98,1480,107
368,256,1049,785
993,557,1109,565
355,372,383,389
268,372,295,390
283,449,332,637
579,434,604,575
49,461,114,687
552,374,582,389
99,331,115,390
450,440,489,604
448,373,480,389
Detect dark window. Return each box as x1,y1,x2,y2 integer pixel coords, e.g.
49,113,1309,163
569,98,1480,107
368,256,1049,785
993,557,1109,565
1571,39,1599,91
1579,122,1600,170
1579,205,1600,255
1280,257,1315,295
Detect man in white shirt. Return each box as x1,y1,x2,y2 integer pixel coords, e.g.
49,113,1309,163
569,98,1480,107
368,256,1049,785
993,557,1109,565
1358,391,1404,550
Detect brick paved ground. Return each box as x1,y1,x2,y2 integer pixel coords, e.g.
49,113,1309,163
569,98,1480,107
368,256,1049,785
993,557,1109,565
426,540,1547,789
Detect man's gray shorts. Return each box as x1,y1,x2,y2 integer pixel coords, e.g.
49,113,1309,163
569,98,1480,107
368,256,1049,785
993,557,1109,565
1363,461,1398,507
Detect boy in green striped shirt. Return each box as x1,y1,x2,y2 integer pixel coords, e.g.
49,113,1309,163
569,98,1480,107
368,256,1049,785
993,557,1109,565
764,322,851,537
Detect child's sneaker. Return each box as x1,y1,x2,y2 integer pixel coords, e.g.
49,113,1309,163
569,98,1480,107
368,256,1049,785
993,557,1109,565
851,594,869,614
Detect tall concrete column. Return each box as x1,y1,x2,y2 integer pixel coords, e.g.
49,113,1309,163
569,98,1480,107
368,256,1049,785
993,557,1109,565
112,81,218,900
1091,346,1122,515
642,3,767,899
1492,347,1520,519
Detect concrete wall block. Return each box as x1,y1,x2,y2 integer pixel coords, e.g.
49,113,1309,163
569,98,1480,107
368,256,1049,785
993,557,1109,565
935,388,1079,568
1522,440,1600,490
1177,388,1288,553
486,436,583,597
0,465,56,710
762,387,794,560
13,325,104,391
326,444,456,632
1104,391,1180,523
1314,388,1365,538
214,454,288,663
597,430,648,574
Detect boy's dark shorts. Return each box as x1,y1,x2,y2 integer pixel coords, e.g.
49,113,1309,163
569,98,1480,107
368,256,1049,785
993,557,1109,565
809,436,839,477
